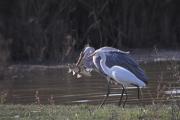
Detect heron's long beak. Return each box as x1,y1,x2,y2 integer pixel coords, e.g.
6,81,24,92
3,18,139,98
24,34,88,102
76,51,84,66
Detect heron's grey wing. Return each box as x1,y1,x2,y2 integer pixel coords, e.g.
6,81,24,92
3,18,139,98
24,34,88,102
105,51,148,84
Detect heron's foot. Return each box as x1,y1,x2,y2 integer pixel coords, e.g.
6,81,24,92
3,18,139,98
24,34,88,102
98,97,107,108
118,101,126,108
98,103,104,109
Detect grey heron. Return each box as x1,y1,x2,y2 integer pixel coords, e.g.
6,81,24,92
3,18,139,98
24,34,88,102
75,46,148,107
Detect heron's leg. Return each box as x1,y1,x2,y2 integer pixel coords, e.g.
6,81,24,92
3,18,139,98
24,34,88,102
137,86,141,106
140,88,143,100
118,85,125,106
139,88,144,106
137,86,144,107
137,86,140,100
123,88,128,108
99,79,111,107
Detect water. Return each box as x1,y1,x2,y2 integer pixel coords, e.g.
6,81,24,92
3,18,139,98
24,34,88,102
0,61,180,105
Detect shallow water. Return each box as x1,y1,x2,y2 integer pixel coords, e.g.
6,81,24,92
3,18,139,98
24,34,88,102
0,61,180,105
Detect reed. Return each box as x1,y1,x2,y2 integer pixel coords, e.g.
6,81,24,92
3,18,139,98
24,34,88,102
0,0,179,63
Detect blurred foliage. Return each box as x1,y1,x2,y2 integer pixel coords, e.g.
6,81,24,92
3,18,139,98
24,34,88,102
0,0,180,63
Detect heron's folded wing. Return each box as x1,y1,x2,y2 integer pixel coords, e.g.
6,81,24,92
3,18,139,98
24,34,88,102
105,51,148,84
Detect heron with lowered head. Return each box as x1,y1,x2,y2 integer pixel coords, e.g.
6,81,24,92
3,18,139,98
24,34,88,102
69,46,148,107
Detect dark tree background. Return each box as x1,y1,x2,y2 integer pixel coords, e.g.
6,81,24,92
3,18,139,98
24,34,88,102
0,0,180,64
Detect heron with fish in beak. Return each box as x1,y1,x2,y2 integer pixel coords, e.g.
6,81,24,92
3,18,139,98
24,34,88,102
68,46,148,107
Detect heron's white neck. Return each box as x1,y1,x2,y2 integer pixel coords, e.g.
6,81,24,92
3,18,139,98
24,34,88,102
99,53,111,76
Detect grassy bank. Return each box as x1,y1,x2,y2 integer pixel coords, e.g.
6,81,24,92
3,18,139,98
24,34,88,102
0,104,179,120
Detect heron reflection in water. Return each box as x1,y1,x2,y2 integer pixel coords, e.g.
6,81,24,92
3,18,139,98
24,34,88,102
70,46,148,107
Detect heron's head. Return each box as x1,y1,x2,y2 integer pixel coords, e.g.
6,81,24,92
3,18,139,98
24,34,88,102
76,46,95,68
83,47,95,58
